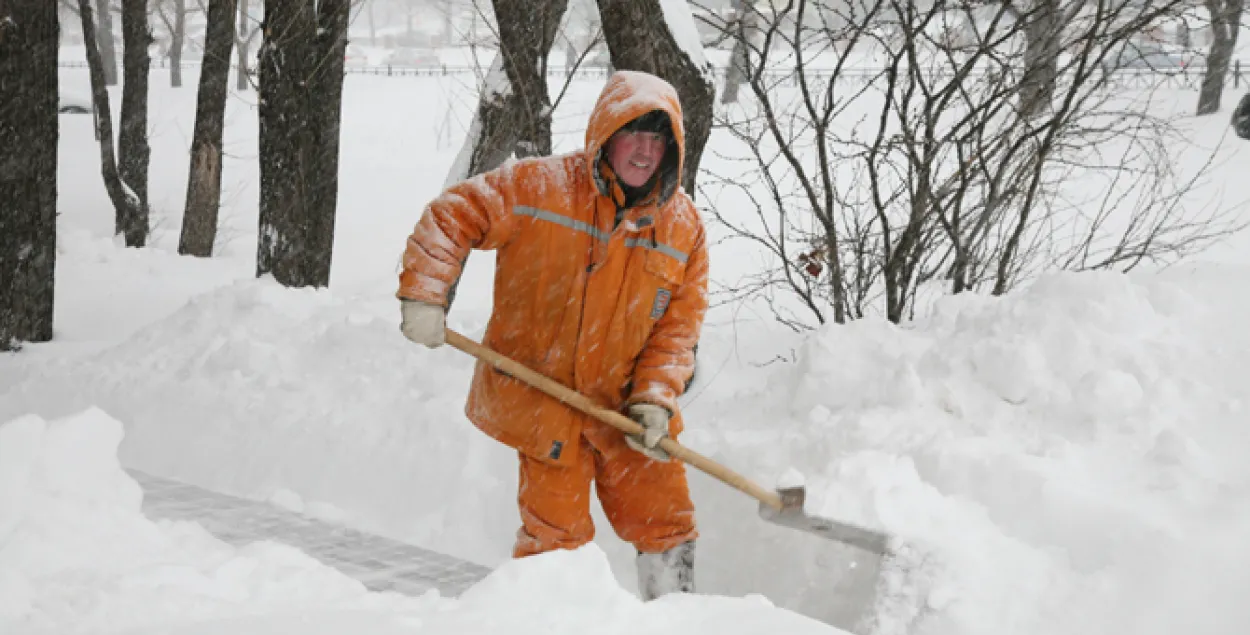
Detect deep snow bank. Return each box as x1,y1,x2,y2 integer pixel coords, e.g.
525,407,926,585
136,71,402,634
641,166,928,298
0,409,838,635
0,277,520,566
0,409,408,632
692,267,1250,635
4,257,1250,634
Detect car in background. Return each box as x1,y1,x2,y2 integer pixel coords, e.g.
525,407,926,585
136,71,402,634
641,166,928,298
59,91,92,114
1101,42,1188,74
345,44,369,68
383,47,441,68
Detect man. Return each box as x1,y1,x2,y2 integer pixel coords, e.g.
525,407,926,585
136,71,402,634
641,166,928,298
396,70,708,601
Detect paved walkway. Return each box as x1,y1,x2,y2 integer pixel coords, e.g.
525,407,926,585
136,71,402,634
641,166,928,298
129,469,491,598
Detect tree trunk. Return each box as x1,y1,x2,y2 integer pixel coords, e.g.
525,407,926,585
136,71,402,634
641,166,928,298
441,0,568,309
0,0,60,350
481,0,567,167
179,0,237,257
595,0,715,199
1196,0,1244,115
1020,0,1063,119
170,0,186,88
721,0,753,104
117,0,152,247
78,0,141,243
256,0,349,288
97,0,118,85
236,0,252,91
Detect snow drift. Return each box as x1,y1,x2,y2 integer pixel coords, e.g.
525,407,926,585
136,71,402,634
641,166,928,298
5,253,1250,634
0,409,837,635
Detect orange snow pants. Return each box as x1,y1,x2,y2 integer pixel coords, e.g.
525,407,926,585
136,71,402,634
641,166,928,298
512,434,697,558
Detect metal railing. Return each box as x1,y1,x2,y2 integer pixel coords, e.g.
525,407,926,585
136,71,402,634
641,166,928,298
56,58,1247,89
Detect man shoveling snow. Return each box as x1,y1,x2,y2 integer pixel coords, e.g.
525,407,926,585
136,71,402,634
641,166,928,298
396,70,708,600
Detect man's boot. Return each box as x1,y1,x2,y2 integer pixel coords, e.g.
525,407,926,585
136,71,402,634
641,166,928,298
636,540,695,601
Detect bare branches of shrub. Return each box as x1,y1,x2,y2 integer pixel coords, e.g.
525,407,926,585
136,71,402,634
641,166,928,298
699,0,1244,328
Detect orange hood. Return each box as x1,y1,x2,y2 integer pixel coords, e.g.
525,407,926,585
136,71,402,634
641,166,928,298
585,70,686,206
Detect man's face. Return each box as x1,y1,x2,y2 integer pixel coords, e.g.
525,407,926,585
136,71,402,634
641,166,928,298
605,129,666,188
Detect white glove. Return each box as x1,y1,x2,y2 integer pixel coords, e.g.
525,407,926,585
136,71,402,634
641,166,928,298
625,403,671,462
399,300,446,348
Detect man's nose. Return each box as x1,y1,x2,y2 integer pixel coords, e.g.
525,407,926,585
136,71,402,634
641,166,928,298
636,137,664,155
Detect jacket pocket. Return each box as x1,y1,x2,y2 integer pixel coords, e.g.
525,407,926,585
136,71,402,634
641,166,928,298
645,246,685,282
642,247,685,321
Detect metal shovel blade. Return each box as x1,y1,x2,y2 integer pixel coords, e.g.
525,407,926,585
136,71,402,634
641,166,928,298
758,486,891,556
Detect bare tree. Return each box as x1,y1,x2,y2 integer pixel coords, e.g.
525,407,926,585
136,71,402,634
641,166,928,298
97,0,120,85
256,0,349,287
116,0,153,247
1018,0,1084,119
454,0,569,179
78,0,148,247
0,0,59,350
179,0,237,257
720,0,756,104
153,0,189,87
439,0,571,307
596,0,716,198
235,0,261,90
701,0,1240,329
1196,0,1244,115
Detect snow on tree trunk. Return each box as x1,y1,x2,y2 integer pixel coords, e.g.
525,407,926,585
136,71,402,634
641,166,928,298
442,0,568,308
1196,0,1244,116
595,0,715,200
446,0,568,184
77,0,144,248
256,0,349,288
179,0,238,257
444,58,510,187
96,0,119,85
117,0,152,247
0,0,59,349
494,0,567,161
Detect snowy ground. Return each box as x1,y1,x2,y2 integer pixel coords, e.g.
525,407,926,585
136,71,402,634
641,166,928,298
2,57,1250,634
0,410,828,635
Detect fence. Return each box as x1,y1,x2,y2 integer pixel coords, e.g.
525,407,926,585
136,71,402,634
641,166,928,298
56,58,1247,90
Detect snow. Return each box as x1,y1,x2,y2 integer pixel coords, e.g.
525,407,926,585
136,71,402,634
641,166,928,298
443,55,509,187
776,467,807,489
0,410,831,635
658,0,711,73
744,267,1250,634
3,52,1250,635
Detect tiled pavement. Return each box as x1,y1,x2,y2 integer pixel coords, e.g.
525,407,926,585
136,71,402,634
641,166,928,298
128,468,492,598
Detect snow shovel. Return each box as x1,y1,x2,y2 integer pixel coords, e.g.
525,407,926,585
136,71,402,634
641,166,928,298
443,328,891,556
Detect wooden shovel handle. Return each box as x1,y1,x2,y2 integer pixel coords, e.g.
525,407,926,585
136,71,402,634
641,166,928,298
445,329,784,510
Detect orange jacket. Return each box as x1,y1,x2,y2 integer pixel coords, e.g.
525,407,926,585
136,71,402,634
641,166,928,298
397,71,709,467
